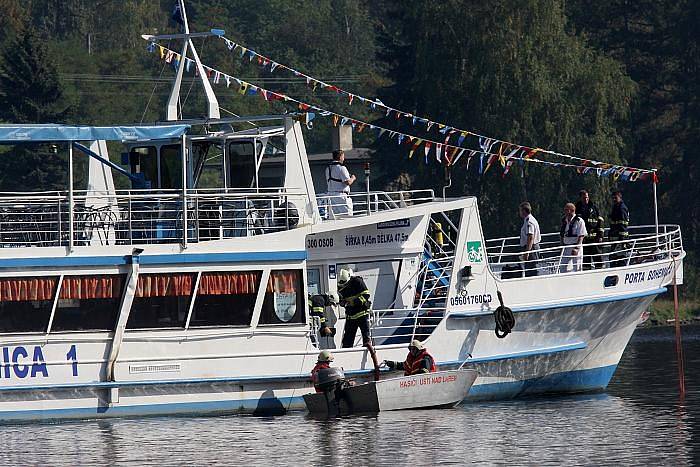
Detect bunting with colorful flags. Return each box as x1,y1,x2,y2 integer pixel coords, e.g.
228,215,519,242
146,42,657,183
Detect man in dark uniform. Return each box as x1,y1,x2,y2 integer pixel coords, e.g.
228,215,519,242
338,269,372,348
608,190,630,267
575,190,605,270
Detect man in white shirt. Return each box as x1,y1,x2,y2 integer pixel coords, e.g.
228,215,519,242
519,202,541,277
559,202,587,273
325,150,356,217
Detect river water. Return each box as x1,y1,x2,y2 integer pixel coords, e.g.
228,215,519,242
1,326,697,466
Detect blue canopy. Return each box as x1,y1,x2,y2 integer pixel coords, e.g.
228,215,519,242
0,124,190,143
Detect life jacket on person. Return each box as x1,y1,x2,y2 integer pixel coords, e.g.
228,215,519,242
326,161,345,184
403,349,437,376
560,215,583,239
311,361,331,393
339,276,371,320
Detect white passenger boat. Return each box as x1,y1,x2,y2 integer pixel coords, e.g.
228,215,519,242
0,2,685,421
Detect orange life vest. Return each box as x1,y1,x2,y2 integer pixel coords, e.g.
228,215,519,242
403,349,437,376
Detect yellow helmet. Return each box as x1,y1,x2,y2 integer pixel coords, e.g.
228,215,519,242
318,350,334,363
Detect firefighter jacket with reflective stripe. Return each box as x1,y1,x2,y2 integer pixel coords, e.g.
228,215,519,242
308,295,327,324
397,349,437,376
339,276,371,320
575,201,605,240
609,201,630,238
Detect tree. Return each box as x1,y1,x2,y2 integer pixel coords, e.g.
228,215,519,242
0,27,74,190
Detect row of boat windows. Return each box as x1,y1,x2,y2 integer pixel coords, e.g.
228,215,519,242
0,270,304,334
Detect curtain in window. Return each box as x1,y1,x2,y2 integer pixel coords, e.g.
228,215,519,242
59,275,124,300
266,270,300,293
0,277,58,302
198,272,261,295
136,273,194,297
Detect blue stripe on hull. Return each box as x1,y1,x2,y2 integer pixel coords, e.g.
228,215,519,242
466,364,618,401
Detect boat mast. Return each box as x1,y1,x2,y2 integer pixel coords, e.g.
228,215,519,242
143,0,222,121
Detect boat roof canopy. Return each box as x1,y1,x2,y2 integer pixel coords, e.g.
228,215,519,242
0,124,190,143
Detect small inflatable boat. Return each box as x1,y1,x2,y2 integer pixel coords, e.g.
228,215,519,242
304,368,477,415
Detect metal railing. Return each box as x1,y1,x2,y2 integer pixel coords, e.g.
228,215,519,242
316,189,434,220
0,188,304,248
485,224,683,278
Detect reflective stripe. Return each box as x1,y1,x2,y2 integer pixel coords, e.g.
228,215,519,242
347,310,369,320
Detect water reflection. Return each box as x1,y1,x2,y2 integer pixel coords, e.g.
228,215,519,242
0,326,697,465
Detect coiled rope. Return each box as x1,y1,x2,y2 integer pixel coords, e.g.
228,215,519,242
493,290,515,338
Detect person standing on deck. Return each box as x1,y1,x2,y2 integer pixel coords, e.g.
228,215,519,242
338,269,372,348
518,202,541,277
383,340,437,375
559,203,587,272
308,293,338,349
575,190,605,270
325,149,356,217
609,191,630,267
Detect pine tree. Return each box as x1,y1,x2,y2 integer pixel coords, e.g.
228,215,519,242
0,27,73,191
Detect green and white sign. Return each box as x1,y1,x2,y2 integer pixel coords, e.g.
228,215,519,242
466,241,484,263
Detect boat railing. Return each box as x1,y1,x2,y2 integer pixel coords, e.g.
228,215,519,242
316,189,434,220
484,224,683,278
369,305,448,346
0,188,306,248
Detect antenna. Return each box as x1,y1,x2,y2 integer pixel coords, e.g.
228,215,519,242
142,0,222,120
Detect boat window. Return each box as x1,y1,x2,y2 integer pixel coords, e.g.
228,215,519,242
129,146,158,189
0,277,58,333
127,273,195,329
189,271,261,327
193,141,224,188
260,270,305,325
604,275,619,288
337,260,400,310
160,145,182,190
51,274,125,332
307,268,321,296
228,141,257,189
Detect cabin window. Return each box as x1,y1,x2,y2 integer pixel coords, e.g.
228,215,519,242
228,141,257,189
51,274,125,332
130,146,158,189
260,270,304,325
189,271,261,327
0,277,58,333
193,141,224,188
604,275,619,288
127,273,195,329
160,145,182,190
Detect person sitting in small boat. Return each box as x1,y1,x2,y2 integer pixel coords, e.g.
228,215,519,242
311,350,335,393
383,340,437,376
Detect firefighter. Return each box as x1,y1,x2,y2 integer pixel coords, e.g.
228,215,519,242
384,340,437,376
338,269,372,348
311,350,334,393
308,293,335,337
608,190,630,267
575,190,605,270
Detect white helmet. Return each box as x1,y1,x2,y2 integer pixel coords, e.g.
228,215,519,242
409,339,425,351
326,292,339,305
318,350,334,363
338,268,353,286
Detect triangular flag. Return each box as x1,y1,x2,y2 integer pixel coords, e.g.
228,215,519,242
408,139,423,158
436,143,443,162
